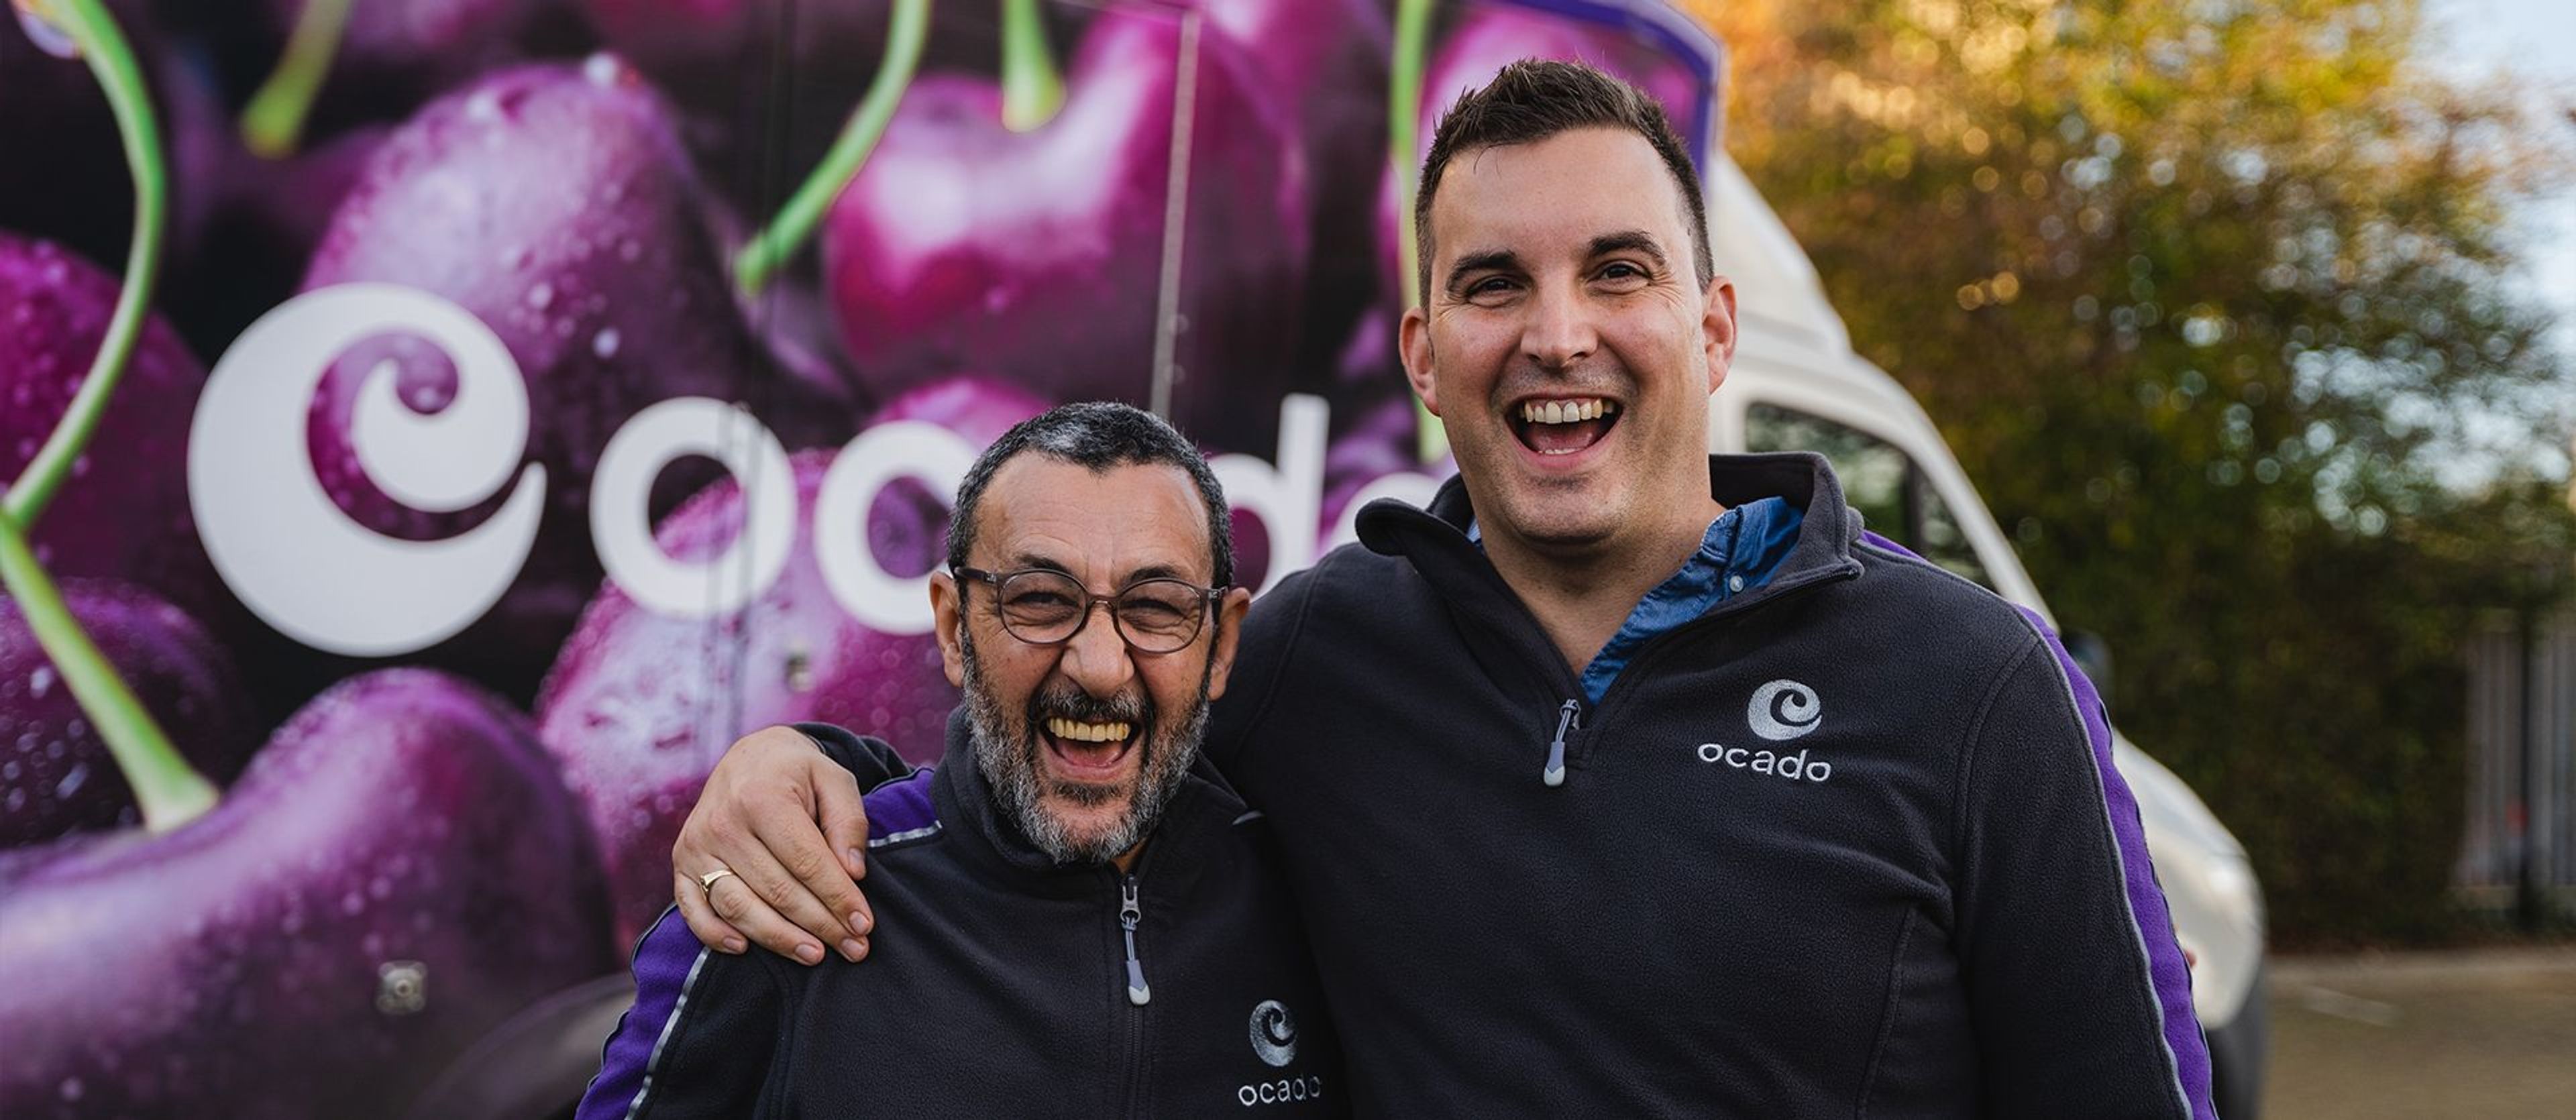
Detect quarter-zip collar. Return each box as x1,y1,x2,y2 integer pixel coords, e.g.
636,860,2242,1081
927,706,1243,899
1354,451,1865,620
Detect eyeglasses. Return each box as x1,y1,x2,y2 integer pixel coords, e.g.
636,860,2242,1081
953,567,1225,655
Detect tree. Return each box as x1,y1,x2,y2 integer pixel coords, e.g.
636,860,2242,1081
1690,0,2576,943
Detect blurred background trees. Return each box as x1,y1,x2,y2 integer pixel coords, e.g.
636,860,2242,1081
1688,0,2576,944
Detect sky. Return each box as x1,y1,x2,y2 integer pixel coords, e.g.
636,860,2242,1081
2426,0,2576,355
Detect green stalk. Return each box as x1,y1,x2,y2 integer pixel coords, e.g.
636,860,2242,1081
239,0,355,158
1,0,211,832
0,487,218,830
734,0,931,298
998,0,1063,132
5,0,168,530
1389,0,1444,463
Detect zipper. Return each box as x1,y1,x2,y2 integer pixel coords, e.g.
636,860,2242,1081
1119,875,1150,1005
1116,871,1149,1117
1542,698,1580,787
1536,569,1849,788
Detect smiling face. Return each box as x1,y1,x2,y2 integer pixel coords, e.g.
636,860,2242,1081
1401,126,1737,560
931,455,1248,864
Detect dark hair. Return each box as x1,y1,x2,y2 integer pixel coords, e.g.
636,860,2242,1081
1414,58,1713,305
947,402,1235,588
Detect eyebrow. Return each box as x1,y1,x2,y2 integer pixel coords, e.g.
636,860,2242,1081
1116,563,1193,586
1589,230,1669,267
1444,249,1522,295
1006,551,1075,575
1002,553,1198,587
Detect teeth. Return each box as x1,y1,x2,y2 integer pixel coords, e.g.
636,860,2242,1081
1046,717,1131,743
1519,399,1616,425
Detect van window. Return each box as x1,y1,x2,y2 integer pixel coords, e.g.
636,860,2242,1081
1743,404,1992,587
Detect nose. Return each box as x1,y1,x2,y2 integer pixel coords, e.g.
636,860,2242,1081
1520,277,1597,370
1057,599,1138,697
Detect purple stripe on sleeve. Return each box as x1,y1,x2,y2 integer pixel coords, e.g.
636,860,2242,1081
864,767,940,842
576,907,710,1120
1858,528,1911,557
2015,604,2218,1119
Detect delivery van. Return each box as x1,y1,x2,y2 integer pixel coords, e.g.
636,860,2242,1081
2,0,2261,1114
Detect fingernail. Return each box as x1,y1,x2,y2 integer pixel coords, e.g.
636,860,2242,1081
851,938,869,960
840,938,865,961
849,911,872,936
721,936,746,954
794,942,824,964
846,847,866,871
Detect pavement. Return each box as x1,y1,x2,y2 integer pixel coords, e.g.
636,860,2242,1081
2260,946,2576,1119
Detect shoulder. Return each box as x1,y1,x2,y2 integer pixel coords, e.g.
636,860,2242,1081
862,768,945,850
1841,533,2046,663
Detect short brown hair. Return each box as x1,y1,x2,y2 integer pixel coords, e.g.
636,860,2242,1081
1413,59,1712,306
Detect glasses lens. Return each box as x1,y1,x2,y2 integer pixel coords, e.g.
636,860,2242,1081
1114,579,1205,653
995,570,1087,642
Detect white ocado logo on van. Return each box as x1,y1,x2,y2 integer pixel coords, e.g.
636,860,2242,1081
185,286,1442,656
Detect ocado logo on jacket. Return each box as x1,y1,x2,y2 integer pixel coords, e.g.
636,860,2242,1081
1695,679,1833,781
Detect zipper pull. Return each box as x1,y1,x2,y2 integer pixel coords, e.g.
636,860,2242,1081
1543,699,1580,787
1120,876,1150,1006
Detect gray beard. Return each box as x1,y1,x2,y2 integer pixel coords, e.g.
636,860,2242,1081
959,634,1212,865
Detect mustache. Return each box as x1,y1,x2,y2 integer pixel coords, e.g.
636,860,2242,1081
1024,680,1150,729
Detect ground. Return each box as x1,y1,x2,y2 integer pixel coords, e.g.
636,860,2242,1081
2261,946,2576,1118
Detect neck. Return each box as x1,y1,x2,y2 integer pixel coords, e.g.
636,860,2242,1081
1481,493,1725,676
1111,838,1146,875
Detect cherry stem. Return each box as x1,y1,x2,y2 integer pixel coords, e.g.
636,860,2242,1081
735,0,930,298
0,0,209,832
1389,0,1445,463
998,0,1063,131
5,0,170,530
239,0,354,158
0,511,217,830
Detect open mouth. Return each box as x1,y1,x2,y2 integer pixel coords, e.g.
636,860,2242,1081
1041,716,1138,775
1510,398,1621,457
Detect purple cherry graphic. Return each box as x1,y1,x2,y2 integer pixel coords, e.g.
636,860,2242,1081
0,669,614,1118
0,234,227,620
1,581,256,847
299,56,854,704
816,3,1309,449
538,374,1045,942
240,0,578,156
1185,0,1391,366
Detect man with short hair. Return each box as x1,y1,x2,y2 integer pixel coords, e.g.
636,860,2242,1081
672,62,2214,1116
578,404,1344,1118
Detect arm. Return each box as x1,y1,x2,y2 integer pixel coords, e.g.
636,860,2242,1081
576,908,782,1120
1955,630,2216,1118
671,724,888,963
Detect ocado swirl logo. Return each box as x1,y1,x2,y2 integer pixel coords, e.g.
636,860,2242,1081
1747,679,1823,742
1248,1000,1296,1067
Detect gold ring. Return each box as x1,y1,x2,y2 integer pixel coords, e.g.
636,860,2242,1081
696,867,739,891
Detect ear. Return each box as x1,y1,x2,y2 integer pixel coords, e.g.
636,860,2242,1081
1701,274,1738,396
1399,303,1440,417
929,571,967,687
1201,586,1254,701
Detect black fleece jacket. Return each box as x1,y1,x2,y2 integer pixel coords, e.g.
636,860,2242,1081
1199,453,2213,1117
578,712,1346,1119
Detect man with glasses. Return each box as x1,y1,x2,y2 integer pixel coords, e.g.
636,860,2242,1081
576,403,1344,1118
